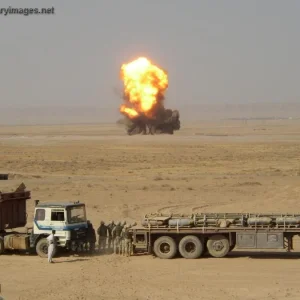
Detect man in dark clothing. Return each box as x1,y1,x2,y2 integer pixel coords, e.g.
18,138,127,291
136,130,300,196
106,220,115,252
86,220,96,253
97,221,107,253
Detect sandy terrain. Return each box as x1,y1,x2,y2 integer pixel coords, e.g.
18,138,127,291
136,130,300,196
1,119,300,300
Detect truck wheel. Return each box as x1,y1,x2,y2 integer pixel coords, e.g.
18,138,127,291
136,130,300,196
36,238,54,258
179,235,204,259
0,237,4,255
153,236,177,259
207,234,230,258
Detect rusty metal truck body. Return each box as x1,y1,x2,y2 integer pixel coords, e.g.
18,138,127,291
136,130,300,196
0,187,31,255
0,189,30,231
130,212,300,259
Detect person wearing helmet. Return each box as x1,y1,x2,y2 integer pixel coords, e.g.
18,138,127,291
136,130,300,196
97,221,107,253
119,225,125,256
120,221,126,230
107,220,115,252
120,223,129,255
129,222,137,228
112,221,123,254
120,221,128,254
124,223,136,255
123,225,133,257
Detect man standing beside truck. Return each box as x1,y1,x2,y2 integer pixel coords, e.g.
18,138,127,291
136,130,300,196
86,220,96,253
122,225,134,257
47,230,57,263
112,221,122,254
97,221,107,253
107,220,115,252
129,222,136,255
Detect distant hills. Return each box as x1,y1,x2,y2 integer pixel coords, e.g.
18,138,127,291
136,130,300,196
175,102,300,121
0,102,299,125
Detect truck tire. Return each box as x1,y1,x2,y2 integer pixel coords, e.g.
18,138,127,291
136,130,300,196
0,237,4,255
153,236,177,259
179,235,204,259
36,238,57,258
206,234,230,258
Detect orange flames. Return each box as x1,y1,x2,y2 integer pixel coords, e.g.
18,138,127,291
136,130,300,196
120,57,168,119
120,104,139,118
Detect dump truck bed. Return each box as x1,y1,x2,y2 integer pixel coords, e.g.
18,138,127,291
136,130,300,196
0,189,31,231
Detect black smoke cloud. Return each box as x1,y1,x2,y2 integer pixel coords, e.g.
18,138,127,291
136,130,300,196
119,94,181,135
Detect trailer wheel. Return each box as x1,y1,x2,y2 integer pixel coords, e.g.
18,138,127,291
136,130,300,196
179,235,203,259
153,236,177,259
0,237,4,255
207,234,230,258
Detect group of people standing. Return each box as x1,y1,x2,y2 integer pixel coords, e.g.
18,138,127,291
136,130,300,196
46,220,136,264
87,220,136,257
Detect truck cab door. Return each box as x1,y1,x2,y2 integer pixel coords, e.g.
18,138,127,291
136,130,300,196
48,209,67,246
34,208,48,232
34,208,66,232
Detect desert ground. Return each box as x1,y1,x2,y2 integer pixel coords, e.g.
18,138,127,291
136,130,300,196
1,119,300,300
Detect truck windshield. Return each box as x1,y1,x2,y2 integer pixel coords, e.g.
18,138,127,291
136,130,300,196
67,205,86,224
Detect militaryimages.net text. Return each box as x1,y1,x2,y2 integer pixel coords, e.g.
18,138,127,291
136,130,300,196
0,6,55,16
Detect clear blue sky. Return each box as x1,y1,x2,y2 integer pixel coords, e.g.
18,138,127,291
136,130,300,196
0,0,299,121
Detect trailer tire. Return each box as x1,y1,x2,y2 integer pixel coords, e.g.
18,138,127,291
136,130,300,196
36,238,57,258
0,237,4,255
153,236,177,259
179,235,203,259
207,234,230,258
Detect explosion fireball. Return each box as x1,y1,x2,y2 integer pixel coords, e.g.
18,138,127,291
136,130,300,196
119,57,180,135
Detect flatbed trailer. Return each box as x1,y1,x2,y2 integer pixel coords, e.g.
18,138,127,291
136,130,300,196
130,212,300,259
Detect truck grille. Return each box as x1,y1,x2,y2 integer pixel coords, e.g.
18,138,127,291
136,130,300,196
70,228,87,240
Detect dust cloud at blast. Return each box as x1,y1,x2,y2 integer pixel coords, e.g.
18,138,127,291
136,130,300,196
118,57,180,135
